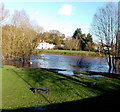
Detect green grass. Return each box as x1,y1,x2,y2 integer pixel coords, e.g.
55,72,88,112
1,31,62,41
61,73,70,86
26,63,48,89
36,49,96,54
0,65,2,110
2,65,120,111
35,49,98,57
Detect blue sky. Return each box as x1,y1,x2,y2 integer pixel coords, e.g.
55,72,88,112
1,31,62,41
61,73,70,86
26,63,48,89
3,1,118,39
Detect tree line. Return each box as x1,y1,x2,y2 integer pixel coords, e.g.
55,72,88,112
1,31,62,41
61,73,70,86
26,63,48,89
1,3,94,61
38,29,94,51
1,2,120,72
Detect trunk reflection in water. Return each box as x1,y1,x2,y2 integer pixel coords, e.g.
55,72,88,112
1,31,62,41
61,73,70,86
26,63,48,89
30,54,111,76
4,54,119,76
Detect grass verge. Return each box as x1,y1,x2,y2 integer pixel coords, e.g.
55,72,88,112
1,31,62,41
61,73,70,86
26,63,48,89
2,65,120,111
34,49,98,57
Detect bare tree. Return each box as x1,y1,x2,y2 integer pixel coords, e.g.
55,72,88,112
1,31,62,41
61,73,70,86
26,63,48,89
2,9,43,66
65,38,79,50
49,30,62,36
116,1,120,57
91,2,118,72
32,23,44,34
2,24,41,66
115,1,120,73
11,10,31,28
0,3,9,63
0,3,9,25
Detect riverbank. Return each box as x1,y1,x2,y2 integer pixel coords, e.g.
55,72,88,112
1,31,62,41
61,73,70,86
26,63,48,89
2,65,120,111
35,49,100,57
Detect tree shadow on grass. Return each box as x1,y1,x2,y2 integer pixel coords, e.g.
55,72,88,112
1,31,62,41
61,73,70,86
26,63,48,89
19,68,84,89
12,66,118,92
2,89,120,112
12,67,119,98
9,67,120,111
47,89,120,111
21,68,108,99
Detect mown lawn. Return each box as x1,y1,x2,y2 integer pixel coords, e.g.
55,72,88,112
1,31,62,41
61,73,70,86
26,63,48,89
2,65,120,111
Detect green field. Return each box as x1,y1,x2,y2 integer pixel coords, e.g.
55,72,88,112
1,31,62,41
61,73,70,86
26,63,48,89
2,65,120,111
35,49,98,57
36,49,96,53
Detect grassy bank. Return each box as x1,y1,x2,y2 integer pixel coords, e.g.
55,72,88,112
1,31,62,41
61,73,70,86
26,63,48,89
2,65,120,111
35,49,99,57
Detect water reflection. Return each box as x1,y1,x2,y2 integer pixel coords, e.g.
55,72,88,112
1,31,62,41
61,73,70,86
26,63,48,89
30,54,109,76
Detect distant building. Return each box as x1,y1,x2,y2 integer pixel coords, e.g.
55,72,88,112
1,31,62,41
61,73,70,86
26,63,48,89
61,44,65,47
36,42,55,49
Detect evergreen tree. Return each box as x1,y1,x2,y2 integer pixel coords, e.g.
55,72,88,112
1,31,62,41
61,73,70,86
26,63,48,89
72,28,93,51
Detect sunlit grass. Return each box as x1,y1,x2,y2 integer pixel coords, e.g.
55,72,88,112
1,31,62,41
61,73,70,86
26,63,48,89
2,65,120,110
34,49,98,57
36,49,96,54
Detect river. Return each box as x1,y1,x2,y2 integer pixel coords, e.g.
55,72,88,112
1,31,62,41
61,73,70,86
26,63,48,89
30,54,109,76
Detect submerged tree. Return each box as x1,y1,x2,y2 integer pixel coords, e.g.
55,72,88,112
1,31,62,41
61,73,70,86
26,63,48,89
2,9,43,66
115,1,120,73
2,25,41,65
91,2,118,72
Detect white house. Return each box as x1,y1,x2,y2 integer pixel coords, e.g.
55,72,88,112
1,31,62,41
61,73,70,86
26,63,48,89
36,42,55,49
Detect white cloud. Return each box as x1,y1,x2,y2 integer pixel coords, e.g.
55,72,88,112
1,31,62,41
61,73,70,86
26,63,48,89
58,4,73,16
